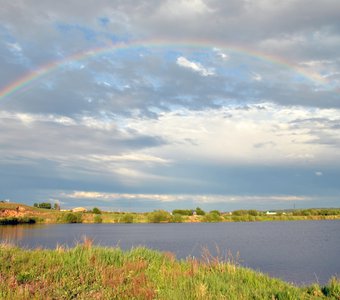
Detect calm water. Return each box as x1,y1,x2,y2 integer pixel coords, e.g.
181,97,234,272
1,220,339,285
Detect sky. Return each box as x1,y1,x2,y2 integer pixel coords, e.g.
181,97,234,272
0,0,339,211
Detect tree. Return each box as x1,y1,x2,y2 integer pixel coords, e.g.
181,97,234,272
54,203,60,210
195,207,205,216
92,207,101,214
36,202,52,209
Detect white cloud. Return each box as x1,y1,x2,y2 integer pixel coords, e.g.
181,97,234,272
176,56,215,76
158,0,212,18
80,116,115,130
213,47,229,61
315,171,323,176
64,191,311,203
88,153,170,164
126,104,340,165
251,72,262,81
0,111,76,126
6,42,22,52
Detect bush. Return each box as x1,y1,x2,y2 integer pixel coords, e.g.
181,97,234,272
209,210,221,215
232,210,248,216
0,217,36,225
231,216,247,222
147,210,171,223
172,209,193,216
248,210,258,216
94,214,102,223
321,277,340,298
120,214,134,223
92,207,101,214
0,217,19,225
34,202,52,209
170,214,183,223
62,213,82,223
203,212,222,222
20,217,36,224
195,207,205,216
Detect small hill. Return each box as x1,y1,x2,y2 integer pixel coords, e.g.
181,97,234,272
0,202,61,223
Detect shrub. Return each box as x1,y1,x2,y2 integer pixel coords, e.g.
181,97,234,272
92,207,101,214
248,210,258,216
0,217,19,225
172,209,193,216
94,214,102,223
209,210,221,215
120,214,134,223
20,217,36,224
231,216,246,222
147,210,171,223
203,212,222,222
34,202,52,209
0,217,36,225
195,207,205,216
232,210,248,216
170,214,183,223
321,277,340,298
62,213,82,223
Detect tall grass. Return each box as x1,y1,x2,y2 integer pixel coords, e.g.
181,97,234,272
0,241,338,299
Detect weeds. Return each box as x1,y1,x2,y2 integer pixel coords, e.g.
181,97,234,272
0,242,339,299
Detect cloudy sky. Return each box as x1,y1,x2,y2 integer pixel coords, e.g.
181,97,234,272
0,0,339,211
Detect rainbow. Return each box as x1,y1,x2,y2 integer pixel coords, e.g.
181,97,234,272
0,38,327,101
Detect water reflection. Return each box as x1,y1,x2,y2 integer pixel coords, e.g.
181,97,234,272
0,224,46,243
0,225,26,241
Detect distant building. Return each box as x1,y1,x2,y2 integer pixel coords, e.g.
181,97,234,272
266,211,277,215
72,207,87,213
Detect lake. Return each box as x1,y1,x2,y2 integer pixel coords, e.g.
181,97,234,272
1,220,339,285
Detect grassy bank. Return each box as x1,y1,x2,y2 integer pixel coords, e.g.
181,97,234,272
0,242,339,299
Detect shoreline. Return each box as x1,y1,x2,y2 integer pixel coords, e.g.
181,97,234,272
1,202,340,225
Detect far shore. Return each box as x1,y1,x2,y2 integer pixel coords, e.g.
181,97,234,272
1,202,339,225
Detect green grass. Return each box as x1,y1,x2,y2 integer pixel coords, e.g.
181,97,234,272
0,242,339,299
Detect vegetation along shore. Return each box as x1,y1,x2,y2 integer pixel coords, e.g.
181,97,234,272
0,241,339,299
1,202,339,225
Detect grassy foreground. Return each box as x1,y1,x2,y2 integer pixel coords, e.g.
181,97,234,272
0,242,339,299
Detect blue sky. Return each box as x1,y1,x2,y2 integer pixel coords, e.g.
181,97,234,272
0,0,339,211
